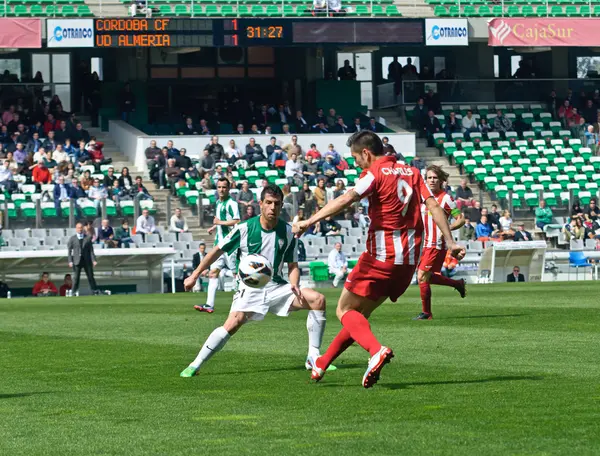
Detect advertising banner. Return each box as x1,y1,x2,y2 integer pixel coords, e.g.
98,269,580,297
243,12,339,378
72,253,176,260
425,19,469,46
0,19,41,48
47,19,94,48
489,18,600,47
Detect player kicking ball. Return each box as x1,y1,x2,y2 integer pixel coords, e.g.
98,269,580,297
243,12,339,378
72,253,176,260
414,165,466,320
293,131,465,388
180,184,333,377
194,178,240,314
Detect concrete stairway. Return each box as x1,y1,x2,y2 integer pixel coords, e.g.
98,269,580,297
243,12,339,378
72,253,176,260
85,1,126,18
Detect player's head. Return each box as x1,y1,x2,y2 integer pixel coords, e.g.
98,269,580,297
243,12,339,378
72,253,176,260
41,272,50,282
335,242,342,252
259,184,283,222
346,130,383,170
425,165,449,193
216,177,230,200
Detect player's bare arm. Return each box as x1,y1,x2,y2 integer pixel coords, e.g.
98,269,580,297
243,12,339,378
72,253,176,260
449,212,465,231
213,217,240,226
293,190,360,236
184,246,224,290
425,197,466,260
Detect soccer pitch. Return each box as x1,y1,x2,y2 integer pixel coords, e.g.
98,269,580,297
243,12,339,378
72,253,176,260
1,282,599,455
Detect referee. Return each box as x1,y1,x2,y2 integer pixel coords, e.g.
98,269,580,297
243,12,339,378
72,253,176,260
67,222,100,295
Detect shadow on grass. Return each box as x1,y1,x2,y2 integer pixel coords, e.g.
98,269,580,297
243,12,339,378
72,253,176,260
211,363,365,376
382,375,544,390
0,392,54,399
444,314,528,320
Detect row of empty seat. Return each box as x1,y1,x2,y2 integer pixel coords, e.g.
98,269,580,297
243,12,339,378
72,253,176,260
0,4,92,16
433,4,600,16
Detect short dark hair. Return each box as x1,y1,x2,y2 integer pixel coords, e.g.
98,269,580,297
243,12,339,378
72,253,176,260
121,218,128,224
261,183,284,202
216,177,230,188
347,130,384,156
64,274,71,279
42,271,49,276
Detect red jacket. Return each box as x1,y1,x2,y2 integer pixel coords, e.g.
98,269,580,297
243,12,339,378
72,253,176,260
32,280,58,295
33,165,51,184
59,284,71,297
88,142,105,161
43,120,59,135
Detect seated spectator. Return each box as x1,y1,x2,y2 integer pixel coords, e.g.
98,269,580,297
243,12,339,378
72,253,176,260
72,122,90,144
165,158,181,192
235,123,245,135
53,175,71,214
136,208,157,240
199,119,211,136
80,169,93,191
281,124,292,135
43,151,58,171
461,110,478,139
54,120,71,144
53,144,69,164
283,135,302,156
198,149,215,176
366,117,380,133
145,139,161,170
459,216,476,241
131,176,151,200
507,266,525,283
244,138,265,165
87,138,112,172
285,152,303,187
494,110,512,134
563,217,585,242
200,171,213,190
179,117,198,135
267,137,286,166
535,200,553,229
475,215,494,241
295,110,310,133
176,148,197,179
206,136,224,162
63,138,76,159
586,199,599,223
321,215,342,236
303,155,320,184
169,208,189,235
103,167,117,189
558,100,573,127
114,219,134,248
411,156,426,174
249,124,261,135
314,178,326,208
32,272,58,297
455,179,475,209
225,139,243,166
165,139,179,159
88,178,108,212
424,110,442,147
26,132,43,154
59,274,72,297
479,118,492,134
32,146,46,164
74,140,90,167
499,210,515,240
333,179,346,198
382,137,404,162
305,144,321,163
43,114,58,135
323,144,341,166
513,222,532,242
444,111,461,138
488,204,501,230
322,155,338,183
242,205,256,221
313,122,329,134
352,205,369,228
32,159,51,185
97,219,117,247
3,151,18,174
333,116,349,134
327,242,348,287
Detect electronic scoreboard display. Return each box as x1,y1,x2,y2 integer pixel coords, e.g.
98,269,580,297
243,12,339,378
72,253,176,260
94,18,423,48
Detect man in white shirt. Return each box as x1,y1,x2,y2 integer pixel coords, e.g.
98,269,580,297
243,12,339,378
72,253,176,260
461,110,478,140
52,144,69,164
33,146,46,164
327,242,348,287
87,178,108,211
136,208,157,240
169,207,189,236
285,152,304,187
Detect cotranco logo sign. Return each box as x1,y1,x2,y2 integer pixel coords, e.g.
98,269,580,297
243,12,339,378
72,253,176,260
430,24,467,41
49,25,93,43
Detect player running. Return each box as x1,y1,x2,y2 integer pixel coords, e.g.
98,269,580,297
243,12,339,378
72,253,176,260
180,184,330,377
293,131,465,388
195,178,240,313
414,165,466,321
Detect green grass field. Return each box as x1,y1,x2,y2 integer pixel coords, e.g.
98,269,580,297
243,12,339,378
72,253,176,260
1,282,599,455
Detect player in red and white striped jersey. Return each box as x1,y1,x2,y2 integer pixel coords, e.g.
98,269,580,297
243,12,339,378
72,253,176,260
293,131,466,388
415,165,466,321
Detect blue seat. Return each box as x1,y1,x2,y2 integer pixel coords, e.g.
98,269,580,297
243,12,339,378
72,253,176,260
568,251,593,280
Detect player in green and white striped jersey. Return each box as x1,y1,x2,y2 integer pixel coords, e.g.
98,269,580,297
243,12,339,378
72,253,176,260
196,178,241,313
180,184,331,378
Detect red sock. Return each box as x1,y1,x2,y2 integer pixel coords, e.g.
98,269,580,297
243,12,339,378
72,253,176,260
430,273,461,288
340,310,381,356
316,328,354,370
419,282,432,314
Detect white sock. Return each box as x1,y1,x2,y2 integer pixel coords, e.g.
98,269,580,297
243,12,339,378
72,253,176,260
206,277,218,308
190,326,231,369
333,271,344,287
306,310,326,358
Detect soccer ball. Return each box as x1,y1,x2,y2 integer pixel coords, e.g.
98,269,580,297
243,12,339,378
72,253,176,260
238,254,273,289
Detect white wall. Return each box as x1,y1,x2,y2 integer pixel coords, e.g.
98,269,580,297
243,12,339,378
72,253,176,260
108,120,147,173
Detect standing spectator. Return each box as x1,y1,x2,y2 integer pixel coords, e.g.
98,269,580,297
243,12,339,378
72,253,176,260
327,242,348,287
494,110,512,135
337,60,356,80
403,57,418,77
136,208,157,240
584,125,599,153
535,200,553,229
413,98,428,132
206,136,224,162
558,100,573,127
67,222,99,295
461,110,478,139
97,219,117,248
284,152,304,187
114,219,134,248
513,222,532,242
459,216,476,241
59,274,72,297
119,83,136,122
507,266,525,283
32,272,58,296
169,208,189,236
455,179,475,209
244,138,265,165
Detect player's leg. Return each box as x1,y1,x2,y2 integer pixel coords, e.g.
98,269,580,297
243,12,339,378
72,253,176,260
195,259,222,313
430,272,466,298
180,311,247,377
416,268,433,320
287,287,328,364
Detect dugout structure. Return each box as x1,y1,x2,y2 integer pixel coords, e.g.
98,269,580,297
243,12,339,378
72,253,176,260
478,241,547,284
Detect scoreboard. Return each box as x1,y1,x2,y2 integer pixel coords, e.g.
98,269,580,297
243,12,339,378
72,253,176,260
94,18,424,48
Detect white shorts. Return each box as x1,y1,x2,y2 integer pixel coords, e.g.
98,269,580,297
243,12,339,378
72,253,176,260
211,251,237,272
230,281,297,321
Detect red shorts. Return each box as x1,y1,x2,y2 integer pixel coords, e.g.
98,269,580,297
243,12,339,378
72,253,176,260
418,247,446,274
344,252,416,303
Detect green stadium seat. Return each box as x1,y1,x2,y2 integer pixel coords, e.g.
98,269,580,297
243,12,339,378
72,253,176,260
282,4,294,16
434,6,448,16
174,4,189,16
265,5,278,16
77,5,93,16
507,5,520,16
594,5,600,17
448,5,459,16
536,6,548,16
477,5,491,16
250,5,264,16
351,5,369,16
237,5,251,16
158,5,172,15
191,4,202,15
565,5,579,16
491,5,503,16
550,6,564,16
13,4,27,16
294,5,307,16
463,5,476,16
385,5,401,16
522,5,534,16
